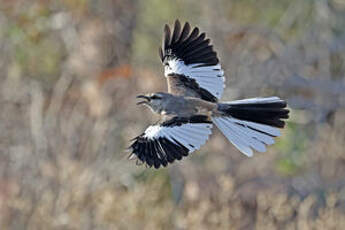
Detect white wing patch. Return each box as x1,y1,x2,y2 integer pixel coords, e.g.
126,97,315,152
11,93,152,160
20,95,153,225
144,122,213,153
165,58,225,99
212,116,280,157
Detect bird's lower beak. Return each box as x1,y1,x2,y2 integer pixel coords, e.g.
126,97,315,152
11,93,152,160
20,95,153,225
136,95,150,105
136,101,149,105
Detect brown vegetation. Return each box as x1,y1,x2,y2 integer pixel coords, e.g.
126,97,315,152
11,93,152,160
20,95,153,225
0,0,345,229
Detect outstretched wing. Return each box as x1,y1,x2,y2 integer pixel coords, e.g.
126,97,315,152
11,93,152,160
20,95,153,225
159,20,225,102
129,115,213,169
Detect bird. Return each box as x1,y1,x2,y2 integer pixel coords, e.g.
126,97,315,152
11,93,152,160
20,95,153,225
128,20,289,169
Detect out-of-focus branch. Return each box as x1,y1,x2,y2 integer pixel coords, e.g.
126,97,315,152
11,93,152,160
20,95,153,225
278,74,345,96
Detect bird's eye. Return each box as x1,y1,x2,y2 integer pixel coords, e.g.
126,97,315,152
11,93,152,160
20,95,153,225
151,95,162,100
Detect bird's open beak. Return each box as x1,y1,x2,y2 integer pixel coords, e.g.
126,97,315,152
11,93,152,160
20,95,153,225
136,95,150,105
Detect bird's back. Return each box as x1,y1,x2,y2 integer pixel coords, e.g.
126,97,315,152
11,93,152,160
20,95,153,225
159,94,210,117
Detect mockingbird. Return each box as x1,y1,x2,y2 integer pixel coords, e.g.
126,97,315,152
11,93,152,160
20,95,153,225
129,20,289,169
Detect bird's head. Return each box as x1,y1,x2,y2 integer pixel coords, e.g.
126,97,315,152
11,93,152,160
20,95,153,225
136,92,169,113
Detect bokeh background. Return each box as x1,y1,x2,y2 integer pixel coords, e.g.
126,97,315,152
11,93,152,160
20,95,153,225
1,0,345,229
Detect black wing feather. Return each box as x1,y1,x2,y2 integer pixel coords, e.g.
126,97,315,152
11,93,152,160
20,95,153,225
171,20,181,45
163,25,171,50
129,115,211,169
160,20,218,66
177,22,191,43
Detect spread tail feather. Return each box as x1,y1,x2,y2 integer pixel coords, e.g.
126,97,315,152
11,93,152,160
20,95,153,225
212,97,289,156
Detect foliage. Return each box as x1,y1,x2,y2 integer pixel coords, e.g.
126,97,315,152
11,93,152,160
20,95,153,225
0,0,345,229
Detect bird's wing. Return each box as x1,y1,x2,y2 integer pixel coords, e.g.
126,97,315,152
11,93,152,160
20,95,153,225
129,115,213,169
159,20,225,102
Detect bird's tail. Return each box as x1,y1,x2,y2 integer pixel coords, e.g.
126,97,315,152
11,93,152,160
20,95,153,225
212,97,289,156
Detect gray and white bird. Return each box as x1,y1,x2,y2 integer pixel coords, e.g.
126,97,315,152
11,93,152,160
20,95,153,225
129,20,289,169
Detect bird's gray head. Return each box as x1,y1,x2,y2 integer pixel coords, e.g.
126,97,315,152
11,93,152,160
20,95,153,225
136,92,171,113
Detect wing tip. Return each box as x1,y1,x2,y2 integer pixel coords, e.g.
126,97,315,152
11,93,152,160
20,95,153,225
161,20,220,66
129,116,213,169
159,46,164,62
164,23,170,31
174,19,181,27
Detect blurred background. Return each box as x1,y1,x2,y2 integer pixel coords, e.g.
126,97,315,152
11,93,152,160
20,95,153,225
1,0,345,229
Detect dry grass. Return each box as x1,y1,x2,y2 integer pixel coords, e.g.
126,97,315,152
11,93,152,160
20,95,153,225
0,0,345,229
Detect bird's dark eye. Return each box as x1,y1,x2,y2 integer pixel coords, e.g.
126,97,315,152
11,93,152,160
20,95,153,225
151,95,162,100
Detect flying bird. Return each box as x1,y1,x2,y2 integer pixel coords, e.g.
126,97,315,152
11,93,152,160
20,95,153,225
129,20,289,169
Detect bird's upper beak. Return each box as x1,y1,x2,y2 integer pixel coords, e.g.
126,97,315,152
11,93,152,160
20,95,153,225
136,95,151,105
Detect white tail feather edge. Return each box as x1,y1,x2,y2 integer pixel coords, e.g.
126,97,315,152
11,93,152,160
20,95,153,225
225,97,282,105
